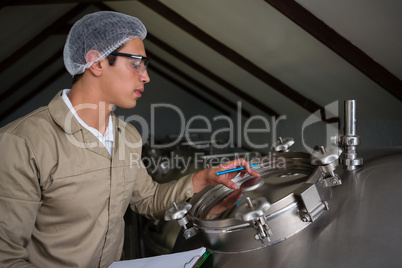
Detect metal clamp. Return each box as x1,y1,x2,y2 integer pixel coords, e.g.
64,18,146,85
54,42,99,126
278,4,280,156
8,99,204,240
164,201,198,239
235,197,272,244
271,137,295,153
311,146,342,187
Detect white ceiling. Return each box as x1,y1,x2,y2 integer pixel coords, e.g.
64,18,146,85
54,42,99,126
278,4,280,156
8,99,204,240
0,0,401,129
296,0,402,79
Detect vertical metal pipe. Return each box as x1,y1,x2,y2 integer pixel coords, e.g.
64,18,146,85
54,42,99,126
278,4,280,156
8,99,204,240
246,197,254,210
340,99,362,170
345,100,356,136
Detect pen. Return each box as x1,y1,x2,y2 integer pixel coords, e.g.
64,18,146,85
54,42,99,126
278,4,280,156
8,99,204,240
216,164,259,176
236,192,245,206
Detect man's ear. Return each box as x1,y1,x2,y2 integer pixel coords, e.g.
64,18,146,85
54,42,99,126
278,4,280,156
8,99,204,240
85,50,103,77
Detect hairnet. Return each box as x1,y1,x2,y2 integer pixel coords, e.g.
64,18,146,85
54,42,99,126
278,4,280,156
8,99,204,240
63,11,147,76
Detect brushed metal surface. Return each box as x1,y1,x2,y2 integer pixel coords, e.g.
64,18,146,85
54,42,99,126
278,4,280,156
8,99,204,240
174,148,402,267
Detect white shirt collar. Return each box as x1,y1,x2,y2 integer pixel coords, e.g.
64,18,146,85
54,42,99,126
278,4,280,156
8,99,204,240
61,89,114,155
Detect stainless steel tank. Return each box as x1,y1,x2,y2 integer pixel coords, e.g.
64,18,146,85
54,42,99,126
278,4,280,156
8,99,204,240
170,147,402,267
166,101,402,267
170,151,331,252
141,139,261,256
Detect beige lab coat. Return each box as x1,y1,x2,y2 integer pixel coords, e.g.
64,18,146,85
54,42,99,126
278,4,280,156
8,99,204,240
0,91,194,267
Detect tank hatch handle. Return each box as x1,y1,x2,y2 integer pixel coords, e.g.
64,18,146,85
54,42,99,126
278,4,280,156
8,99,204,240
311,146,342,187
271,137,295,153
295,183,329,222
235,197,272,244
164,201,198,239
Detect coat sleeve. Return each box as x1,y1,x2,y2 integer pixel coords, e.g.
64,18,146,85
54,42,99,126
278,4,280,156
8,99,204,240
129,164,194,219
121,120,195,219
0,133,41,267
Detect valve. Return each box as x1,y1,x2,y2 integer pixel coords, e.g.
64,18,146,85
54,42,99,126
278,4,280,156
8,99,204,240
235,197,272,244
271,137,294,153
164,201,198,239
311,146,342,187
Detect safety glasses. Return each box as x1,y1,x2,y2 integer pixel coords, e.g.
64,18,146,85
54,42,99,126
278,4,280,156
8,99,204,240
110,52,150,74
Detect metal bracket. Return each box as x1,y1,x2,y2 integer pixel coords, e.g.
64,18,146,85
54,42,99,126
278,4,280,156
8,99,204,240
235,197,272,244
164,201,198,239
311,146,342,187
295,183,329,222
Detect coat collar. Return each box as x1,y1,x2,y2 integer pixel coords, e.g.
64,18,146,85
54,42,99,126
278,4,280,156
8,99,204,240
49,90,123,134
49,90,82,134
48,90,124,160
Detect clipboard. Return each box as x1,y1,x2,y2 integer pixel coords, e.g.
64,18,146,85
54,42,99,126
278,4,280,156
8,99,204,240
108,247,209,268
190,250,210,268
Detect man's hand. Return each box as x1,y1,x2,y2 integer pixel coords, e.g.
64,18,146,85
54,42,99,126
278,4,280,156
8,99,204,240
192,158,261,193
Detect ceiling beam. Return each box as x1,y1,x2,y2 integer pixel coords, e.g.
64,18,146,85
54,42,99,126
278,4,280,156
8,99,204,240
0,3,89,74
55,23,249,117
265,0,402,102
0,0,13,9
58,22,277,118
0,49,63,106
95,3,273,118
147,50,251,118
149,63,233,117
4,0,133,5
94,2,256,118
138,0,330,120
0,47,236,123
146,33,279,118
0,67,65,123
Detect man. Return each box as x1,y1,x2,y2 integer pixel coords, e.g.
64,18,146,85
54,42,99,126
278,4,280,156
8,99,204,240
0,11,259,267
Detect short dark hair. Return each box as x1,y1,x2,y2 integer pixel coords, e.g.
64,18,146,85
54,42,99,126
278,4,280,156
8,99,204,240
71,43,125,84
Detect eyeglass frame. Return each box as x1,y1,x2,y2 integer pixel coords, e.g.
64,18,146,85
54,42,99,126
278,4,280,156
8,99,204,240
109,51,150,74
